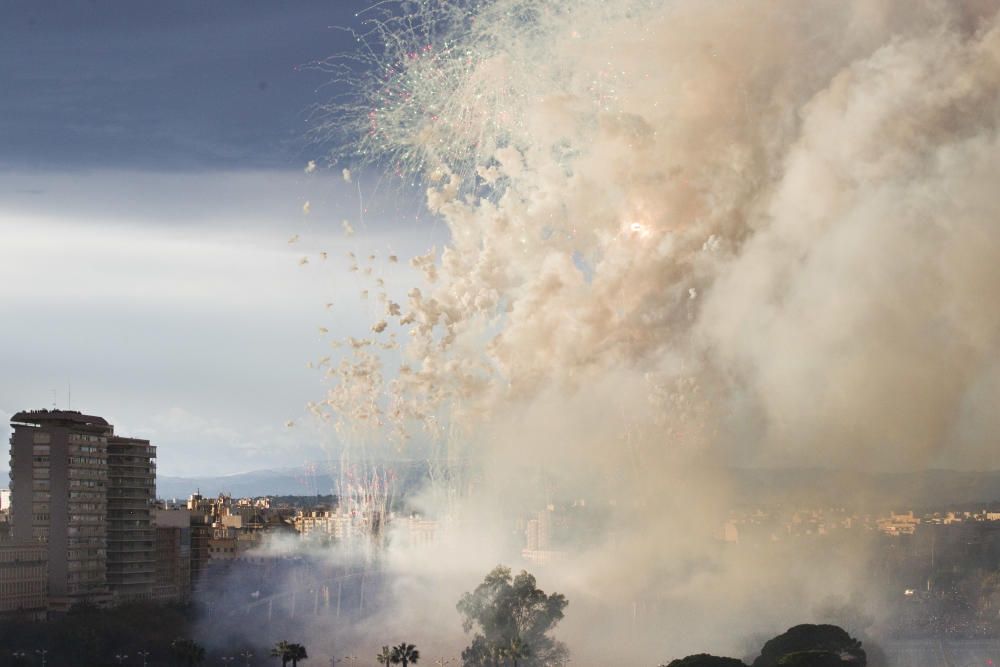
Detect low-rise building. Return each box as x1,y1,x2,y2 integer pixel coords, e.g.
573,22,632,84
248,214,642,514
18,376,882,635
189,511,212,587
153,508,191,602
207,534,238,561
879,510,921,536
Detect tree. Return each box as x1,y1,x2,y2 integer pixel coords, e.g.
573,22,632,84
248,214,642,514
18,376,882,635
663,656,747,667
458,637,502,666
457,565,569,667
287,644,308,667
376,646,394,667
271,641,308,667
776,651,853,666
502,637,531,667
171,638,206,667
271,641,292,667
751,625,865,667
390,642,420,667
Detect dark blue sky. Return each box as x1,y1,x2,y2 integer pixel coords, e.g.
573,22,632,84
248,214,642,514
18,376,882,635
0,1,371,171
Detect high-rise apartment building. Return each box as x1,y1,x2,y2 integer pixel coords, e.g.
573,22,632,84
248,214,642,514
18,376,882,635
9,410,156,610
106,435,156,601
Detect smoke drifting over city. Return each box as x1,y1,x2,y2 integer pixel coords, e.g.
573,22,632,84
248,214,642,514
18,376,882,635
286,0,1000,662
3,0,1000,664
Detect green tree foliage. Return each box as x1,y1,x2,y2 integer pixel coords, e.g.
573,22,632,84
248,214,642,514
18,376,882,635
271,641,308,667
859,640,887,667
0,601,280,666
171,638,206,667
752,625,866,667
663,654,748,667
457,565,568,667
271,640,292,667
377,645,394,667
390,642,420,666
502,637,530,667
287,643,308,667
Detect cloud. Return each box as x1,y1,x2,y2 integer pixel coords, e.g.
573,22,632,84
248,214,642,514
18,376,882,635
0,169,438,477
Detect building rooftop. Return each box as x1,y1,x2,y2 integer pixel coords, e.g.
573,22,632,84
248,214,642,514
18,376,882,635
11,409,111,428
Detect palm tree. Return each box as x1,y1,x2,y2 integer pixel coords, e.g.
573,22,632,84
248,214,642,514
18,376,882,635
171,638,206,667
271,641,308,667
286,644,308,667
272,641,292,667
376,646,393,667
390,643,420,667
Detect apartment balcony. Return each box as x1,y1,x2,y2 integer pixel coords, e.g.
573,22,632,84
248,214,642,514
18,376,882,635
108,463,156,472
108,486,154,495
107,504,153,511
106,537,155,546
107,540,154,549
107,569,155,579
67,513,106,521
108,538,154,548
107,532,153,539
107,558,155,568
107,524,153,532
67,503,107,521
107,444,155,455
107,517,153,525
67,471,108,479
108,555,155,564
107,543,155,552
108,477,154,485
106,533,154,542
107,492,153,500
107,506,153,516
107,550,154,559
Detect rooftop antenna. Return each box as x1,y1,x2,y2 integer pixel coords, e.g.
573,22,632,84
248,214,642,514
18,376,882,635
51,389,57,409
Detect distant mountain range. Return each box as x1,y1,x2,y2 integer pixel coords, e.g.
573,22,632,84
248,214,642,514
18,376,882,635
156,459,431,500
157,468,340,500
155,465,1000,508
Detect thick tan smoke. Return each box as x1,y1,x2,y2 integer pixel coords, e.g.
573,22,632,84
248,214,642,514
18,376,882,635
701,3,1000,470
314,0,1000,663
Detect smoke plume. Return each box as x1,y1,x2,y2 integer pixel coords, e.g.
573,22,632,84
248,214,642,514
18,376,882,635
300,0,1000,663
